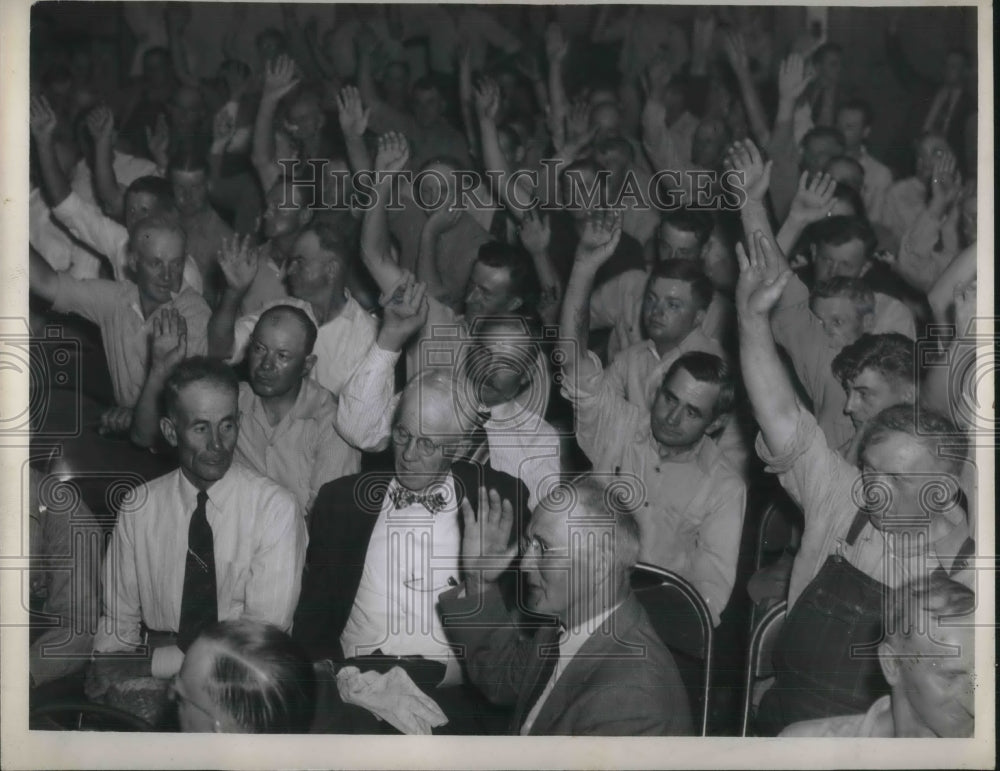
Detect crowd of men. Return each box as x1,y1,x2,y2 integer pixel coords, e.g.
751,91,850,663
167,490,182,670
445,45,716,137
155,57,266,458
26,3,980,737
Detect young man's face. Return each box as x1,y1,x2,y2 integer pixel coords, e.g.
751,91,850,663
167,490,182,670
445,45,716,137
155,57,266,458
169,87,205,132
642,278,704,349
802,136,845,175
811,295,873,349
843,367,910,430
884,620,975,738
131,227,186,306
464,262,519,321
284,96,324,144
247,315,313,400
650,366,723,450
835,108,868,152
171,169,209,216
813,238,868,283
817,50,843,85
859,430,953,529
562,168,605,223
262,182,304,240
692,119,728,169
162,381,239,490
915,135,951,182
590,103,622,143
124,190,161,231
412,87,444,128
658,222,703,262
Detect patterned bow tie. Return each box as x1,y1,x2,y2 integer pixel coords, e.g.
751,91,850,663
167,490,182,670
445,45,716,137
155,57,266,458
390,486,448,514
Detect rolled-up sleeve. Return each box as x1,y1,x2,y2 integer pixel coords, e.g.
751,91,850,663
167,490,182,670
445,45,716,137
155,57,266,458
52,192,129,278
337,343,400,452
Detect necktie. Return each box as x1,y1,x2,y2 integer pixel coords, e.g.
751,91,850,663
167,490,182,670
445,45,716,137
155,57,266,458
390,486,448,515
458,411,491,466
178,490,217,652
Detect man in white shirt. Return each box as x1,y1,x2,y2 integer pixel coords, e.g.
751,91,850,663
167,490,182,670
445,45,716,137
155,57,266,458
439,475,694,735
86,357,306,697
835,100,894,224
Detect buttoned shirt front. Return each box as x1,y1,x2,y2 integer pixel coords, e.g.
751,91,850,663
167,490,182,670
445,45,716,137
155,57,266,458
340,477,461,667
235,379,361,514
51,275,209,407
780,694,894,737
94,463,307,652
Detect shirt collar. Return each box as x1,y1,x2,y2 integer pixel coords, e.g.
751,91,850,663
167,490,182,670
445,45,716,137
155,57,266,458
559,601,624,659
175,463,240,513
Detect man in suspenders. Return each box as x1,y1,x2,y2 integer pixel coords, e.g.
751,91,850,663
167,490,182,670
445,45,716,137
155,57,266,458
734,227,975,735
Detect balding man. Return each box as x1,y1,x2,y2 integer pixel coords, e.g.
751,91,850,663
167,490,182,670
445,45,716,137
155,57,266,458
292,361,529,691
439,475,694,736
209,221,378,398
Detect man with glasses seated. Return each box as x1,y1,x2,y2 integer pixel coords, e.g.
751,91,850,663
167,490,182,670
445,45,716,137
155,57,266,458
292,288,529,732
438,475,694,736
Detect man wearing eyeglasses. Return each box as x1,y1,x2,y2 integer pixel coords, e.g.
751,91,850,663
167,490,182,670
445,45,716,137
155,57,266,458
292,291,529,729
438,475,694,736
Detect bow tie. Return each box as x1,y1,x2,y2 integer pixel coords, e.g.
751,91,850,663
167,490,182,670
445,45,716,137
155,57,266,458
390,486,448,514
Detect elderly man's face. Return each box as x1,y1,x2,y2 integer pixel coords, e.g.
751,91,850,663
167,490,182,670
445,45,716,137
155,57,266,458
813,239,868,283
464,262,519,322
835,108,868,152
262,181,303,240
285,231,335,298
883,614,974,737
171,169,209,216
162,381,239,490
810,295,872,350
130,227,186,306
658,222,703,262
412,87,444,128
392,390,458,492
248,314,312,400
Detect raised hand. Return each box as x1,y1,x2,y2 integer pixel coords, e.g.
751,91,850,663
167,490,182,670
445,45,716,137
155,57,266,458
262,54,300,102
336,86,370,138
725,138,772,204
930,151,961,211
375,131,410,175
145,114,170,169
722,29,750,74
735,230,793,321
98,406,134,437
778,53,813,104
460,486,516,593
378,270,429,350
519,207,551,256
643,56,674,102
545,23,568,64
473,77,501,124
789,171,837,224
85,105,115,145
217,233,260,295
566,97,591,146
149,308,188,376
29,95,58,143
212,108,236,148
575,209,623,271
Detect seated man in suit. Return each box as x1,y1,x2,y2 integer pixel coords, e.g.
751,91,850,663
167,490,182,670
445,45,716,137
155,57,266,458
293,294,529,730
86,357,307,704
439,475,694,736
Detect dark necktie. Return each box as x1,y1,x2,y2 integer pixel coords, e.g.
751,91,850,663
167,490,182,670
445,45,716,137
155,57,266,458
178,490,217,652
458,411,491,465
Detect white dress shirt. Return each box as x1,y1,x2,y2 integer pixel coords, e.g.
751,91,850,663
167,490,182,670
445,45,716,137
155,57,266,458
340,478,461,673
94,463,307,652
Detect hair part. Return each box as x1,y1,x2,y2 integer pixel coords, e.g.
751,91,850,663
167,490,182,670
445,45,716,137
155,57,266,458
831,332,915,388
661,351,736,418
163,356,240,420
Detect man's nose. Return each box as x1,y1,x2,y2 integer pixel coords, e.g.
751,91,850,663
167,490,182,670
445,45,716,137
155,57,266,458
844,392,861,415
401,437,421,462
666,406,683,425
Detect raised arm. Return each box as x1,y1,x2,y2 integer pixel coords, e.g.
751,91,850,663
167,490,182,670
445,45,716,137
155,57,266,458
722,30,771,147
29,245,61,304
85,106,125,220
775,171,837,255
768,54,814,222
280,5,324,82
544,23,570,154
336,86,373,175
130,309,188,448
165,4,201,89
208,234,260,358
359,132,409,295
30,96,71,208
519,208,562,326
476,77,533,221
735,230,800,456
927,242,976,326
558,211,623,390
252,55,301,192
416,207,460,305
457,44,478,157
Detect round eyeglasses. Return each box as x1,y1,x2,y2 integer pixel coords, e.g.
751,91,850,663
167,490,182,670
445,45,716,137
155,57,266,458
391,425,442,458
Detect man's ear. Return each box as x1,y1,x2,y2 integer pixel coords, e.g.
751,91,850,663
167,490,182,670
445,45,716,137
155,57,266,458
862,125,871,143
160,415,178,448
879,640,901,686
693,308,707,329
126,248,138,274
302,353,317,378
705,411,730,437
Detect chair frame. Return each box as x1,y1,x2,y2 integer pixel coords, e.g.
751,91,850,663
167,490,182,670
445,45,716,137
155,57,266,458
631,563,714,736
30,701,155,732
740,599,788,737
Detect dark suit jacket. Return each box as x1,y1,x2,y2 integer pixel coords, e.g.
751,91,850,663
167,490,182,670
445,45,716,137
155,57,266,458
292,461,529,662
439,586,694,736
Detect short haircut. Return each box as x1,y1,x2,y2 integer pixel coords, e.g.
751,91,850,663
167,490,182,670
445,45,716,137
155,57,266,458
297,221,352,268
163,357,240,421
648,260,714,312
661,208,715,247
826,155,865,181
554,474,641,579
661,351,736,418
475,241,541,310
169,143,210,175
831,182,867,218
838,98,874,128
811,277,876,316
812,42,843,63
831,333,915,389
858,403,968,471
197,620,316,733
886,573,974,645
255,28,287,49
811,215,878,259
126,175,174,208
127,211,185,252
257,304,319,356
802,126,847,152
